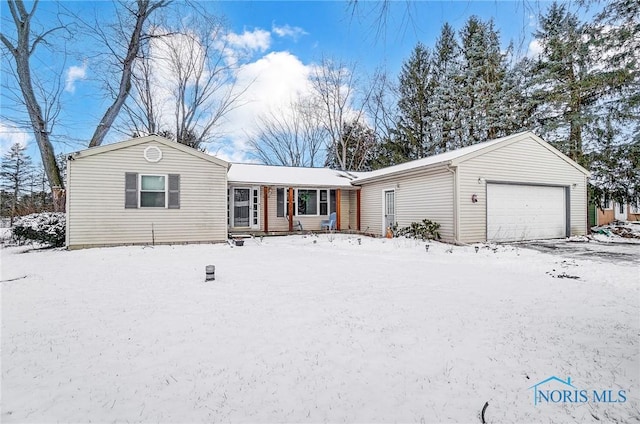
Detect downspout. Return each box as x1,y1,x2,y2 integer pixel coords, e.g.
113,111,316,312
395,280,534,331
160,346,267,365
65,156,71,248
447,163,460,244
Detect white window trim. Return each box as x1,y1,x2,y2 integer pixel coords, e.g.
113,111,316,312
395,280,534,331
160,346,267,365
251,186,260,228
139,174,168,208
604,199,613,210
295,189,334,217
230,186,260,229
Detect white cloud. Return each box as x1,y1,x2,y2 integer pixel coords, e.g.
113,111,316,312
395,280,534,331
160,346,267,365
64,61,87,93
0,121,31,155
272,24,308,41
225,28,271,54
217,51,315,160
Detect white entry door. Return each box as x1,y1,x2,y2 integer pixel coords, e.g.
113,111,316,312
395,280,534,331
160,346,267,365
614,202,627,221
487,183,566,242
233,188,250,227
383,190,395,233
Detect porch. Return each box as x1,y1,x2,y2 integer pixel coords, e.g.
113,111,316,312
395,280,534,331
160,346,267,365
228,185,362,234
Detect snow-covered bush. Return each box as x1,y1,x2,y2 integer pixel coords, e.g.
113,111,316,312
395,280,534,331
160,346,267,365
395,219,441,240
12,212,66,247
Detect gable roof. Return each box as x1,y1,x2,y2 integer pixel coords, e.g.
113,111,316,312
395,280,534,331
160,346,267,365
352,131,589,184
227,163,358,188
69,135,229,168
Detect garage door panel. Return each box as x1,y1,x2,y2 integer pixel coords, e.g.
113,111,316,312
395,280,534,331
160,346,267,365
487,184,566,242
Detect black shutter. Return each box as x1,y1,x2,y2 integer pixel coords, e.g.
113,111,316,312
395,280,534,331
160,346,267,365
125,173,138,208
168,174,180,209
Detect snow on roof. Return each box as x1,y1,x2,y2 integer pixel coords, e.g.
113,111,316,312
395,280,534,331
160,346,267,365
228,131,588,187
353,131,535,183
227,163,357,188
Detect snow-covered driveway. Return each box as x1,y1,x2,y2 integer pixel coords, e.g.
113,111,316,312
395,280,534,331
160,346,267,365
1,235,638,423
514,238,640,265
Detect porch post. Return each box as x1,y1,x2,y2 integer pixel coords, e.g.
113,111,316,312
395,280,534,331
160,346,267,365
263,186,269,232
356,190,361,231
288,187,294,232
336,188,341,231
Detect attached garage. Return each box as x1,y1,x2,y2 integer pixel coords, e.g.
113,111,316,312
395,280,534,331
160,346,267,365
354,131,589,243
486,183,568,242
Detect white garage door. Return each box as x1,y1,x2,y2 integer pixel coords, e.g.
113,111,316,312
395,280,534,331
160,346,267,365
487,184,566,242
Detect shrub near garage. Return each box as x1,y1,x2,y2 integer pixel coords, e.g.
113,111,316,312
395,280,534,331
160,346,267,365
394,219,441,240
12,212,66,247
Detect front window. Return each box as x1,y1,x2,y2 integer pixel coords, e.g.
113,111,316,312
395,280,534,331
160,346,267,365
274,188,337,217
140,175,166,207
298,189,318,215
320,190,328,215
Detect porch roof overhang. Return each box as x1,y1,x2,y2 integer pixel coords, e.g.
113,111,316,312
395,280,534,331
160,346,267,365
227,163,359,189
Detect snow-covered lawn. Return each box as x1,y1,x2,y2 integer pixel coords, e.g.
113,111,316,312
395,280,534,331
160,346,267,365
1,235,638,423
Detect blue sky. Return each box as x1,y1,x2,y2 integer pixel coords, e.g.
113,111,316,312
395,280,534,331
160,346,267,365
0,1,559,164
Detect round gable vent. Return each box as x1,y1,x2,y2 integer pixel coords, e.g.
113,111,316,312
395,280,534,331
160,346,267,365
144,145,163,163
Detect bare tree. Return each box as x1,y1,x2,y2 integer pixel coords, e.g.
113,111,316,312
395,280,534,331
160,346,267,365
0,0,67,210
326,119,377,171
248,98,327,167
125,38,161,137
363,68,398,144
310,56,373,170
122,7,247,150
1,0,170,210
88,0,170,148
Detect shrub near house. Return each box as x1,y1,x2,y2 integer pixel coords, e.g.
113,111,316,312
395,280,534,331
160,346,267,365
12,212,66,247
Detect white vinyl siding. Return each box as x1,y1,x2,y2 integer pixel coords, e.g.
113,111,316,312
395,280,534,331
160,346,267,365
339,189,351,230
358,168,454,240
67,140,227,248
348,190,357,230
457,136,587,243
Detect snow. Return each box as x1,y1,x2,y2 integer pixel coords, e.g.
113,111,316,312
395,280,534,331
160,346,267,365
228,163,357,187
1,235,638,422
590,223,640,244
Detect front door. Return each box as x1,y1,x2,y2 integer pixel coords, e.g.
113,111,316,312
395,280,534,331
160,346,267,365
233,188,250,227
384,190,395,233
614,202,627,221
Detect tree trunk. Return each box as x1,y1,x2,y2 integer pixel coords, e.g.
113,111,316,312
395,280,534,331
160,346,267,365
88,0,169,148
1,0,65,210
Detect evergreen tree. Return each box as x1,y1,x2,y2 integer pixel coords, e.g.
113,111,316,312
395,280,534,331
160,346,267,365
586,0,640,205
529,3,589,164
529,2,634,166
393,42,434,161
0,143,32,222
429,23,462,153
592,0,639,123
498,56,535,136
588,120,640,207
458,17,512,146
